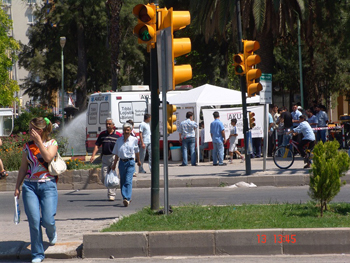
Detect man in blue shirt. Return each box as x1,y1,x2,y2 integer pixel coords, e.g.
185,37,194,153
291,104,302,128
287,115,315,168
178,111,198,166
315,105,328,143
210,111,227,166
306,109,318,137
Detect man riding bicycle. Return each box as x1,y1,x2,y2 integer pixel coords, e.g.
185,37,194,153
286,115,315,168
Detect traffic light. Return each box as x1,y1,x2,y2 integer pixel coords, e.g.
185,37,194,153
244,40,262,97
167,104,177,134
160,8,192,90
133,4,157,45
249,112,256,129
233,53,245,75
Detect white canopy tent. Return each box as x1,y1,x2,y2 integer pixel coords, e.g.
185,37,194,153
167,84,261,163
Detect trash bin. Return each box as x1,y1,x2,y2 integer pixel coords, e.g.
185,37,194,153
170,146,182,161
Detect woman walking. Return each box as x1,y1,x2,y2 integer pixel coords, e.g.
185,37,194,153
14,117,58,263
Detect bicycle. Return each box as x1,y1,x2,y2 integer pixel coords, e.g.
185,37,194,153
273,134,314,169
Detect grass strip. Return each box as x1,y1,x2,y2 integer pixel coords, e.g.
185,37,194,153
103,202,350,232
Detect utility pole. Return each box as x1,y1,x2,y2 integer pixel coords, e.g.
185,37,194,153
150,0,160,210
235,0,251,175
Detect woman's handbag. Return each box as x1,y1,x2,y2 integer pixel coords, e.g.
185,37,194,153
48,152,67,175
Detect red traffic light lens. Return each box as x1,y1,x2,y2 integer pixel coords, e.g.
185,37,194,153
139,6,151,22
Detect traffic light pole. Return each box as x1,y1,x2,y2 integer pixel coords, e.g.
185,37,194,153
236,0,251,175
150,0,160,211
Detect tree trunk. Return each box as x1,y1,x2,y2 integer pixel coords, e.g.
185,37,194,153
75,21,88,113
106,0,123,91
256,28,275,75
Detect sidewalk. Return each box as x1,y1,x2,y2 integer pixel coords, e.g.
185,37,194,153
1,157,349,261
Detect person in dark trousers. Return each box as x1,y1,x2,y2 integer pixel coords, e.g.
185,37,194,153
90,118,122,201
278,106,293,146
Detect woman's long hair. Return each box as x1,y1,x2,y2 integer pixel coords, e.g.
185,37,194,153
30,117,53,142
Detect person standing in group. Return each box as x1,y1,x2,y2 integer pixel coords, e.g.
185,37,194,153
111,123,141,207
268,111,275,157
199,121,208,162
228,119,244,163
139,114,151,173
306,109,318,137
278,106,293,146
126,119,137,177
14,117,58,263
315,105,329,143
90,118,122,201
291,103,302,128
276,108,285,148
178,111,198,166
210,111,227,166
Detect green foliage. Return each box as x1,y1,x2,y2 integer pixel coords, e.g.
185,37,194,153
0,7,20,107
0,133,29,171
13,107,56,134
103,202,350,232
308,140,350,217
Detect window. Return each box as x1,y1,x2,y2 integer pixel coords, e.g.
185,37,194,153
2,0,11,6
28,13,36,24
27,0,37,4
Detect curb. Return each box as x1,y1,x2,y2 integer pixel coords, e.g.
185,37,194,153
83,228,350,258
0,241,82,260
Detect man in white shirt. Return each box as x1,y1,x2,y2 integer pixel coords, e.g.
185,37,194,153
287,115,315,168
111,123,141,207
139,114,151,173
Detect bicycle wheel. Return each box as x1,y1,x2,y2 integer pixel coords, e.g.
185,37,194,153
273,145,295,169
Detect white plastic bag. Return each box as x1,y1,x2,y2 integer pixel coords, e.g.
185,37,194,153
14,196,20,225
104,169,119,189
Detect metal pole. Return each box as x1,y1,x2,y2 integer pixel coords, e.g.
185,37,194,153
159,30,170,215
236,0,251,175
263,104,268,171
61,47,65,130
150,0,160,211
297,15,304,108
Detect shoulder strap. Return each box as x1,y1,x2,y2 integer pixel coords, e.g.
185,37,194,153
27,141,49,170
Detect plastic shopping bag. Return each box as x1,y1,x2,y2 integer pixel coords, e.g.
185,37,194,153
104,169,119,189
14,196,20,225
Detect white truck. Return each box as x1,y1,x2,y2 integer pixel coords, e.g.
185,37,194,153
85,85,185,153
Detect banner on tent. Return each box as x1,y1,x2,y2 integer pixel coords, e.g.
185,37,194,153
202,106,264,143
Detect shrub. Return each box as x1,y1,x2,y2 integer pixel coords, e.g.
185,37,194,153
308,140,350,216
0,133,29,171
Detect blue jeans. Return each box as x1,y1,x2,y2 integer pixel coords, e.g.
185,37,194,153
212,141,224,165
119,159,135,201
317,130,327,143
181,137,196,166
22,179,58,261
199,142,208,160
139,143,151,172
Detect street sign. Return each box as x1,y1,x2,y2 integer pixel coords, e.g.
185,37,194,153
259,73,272,104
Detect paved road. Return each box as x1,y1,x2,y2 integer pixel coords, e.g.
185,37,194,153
2,185,350,244
2,254,350,263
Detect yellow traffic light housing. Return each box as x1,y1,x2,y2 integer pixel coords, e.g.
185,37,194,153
244,40,262,97
167,104,177,134
133,4,157,45
249,112,256,129
233,53,245,75
160,8,192,90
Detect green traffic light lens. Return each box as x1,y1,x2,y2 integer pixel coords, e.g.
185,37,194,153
139,26,151,41
235,66,244,74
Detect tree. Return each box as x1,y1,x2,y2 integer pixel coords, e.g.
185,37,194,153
0,7,20,107
308,141,350,217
